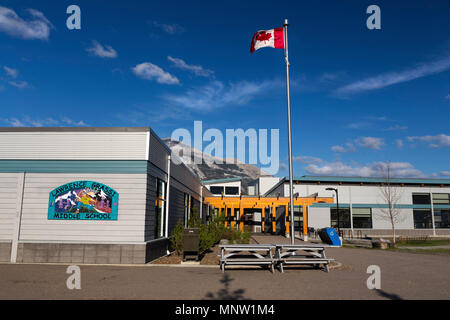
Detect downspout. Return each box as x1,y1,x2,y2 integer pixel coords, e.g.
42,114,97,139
165,155,171,239
349,186,354,238
200,187,203,221
165,155,171,255
430,192,436,237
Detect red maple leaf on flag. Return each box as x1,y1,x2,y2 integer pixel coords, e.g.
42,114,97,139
256,31,272,42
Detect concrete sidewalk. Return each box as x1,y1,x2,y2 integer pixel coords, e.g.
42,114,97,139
0,245,449,300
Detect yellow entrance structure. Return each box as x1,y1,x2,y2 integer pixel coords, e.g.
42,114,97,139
204,196,333,237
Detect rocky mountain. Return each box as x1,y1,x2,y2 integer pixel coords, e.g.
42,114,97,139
162,138,273,192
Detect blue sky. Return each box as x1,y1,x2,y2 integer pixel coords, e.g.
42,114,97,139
0,0,449,178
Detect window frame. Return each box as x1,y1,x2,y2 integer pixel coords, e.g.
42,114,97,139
352,207,373,229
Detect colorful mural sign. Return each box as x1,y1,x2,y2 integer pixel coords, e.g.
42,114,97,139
48,181,119,220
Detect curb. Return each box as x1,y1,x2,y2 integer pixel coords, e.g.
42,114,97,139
0,262,219,268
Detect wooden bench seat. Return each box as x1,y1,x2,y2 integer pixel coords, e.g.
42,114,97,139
219,244,275,272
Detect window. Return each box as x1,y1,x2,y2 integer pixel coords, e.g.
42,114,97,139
225,186,239,195
434,210,450,229
413,209,433,229
352,208,372,229
331,208,351,229
432,193,450,205
210,186,224,195
412,193,431,204
155,179,166,239
184,193,191,227
293,206,303,230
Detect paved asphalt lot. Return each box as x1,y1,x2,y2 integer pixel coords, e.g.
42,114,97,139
0,246,449,300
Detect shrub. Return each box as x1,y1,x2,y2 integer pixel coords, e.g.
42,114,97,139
188,205,201,228
170,210,252,254
220,225,252,244
171,220,184,255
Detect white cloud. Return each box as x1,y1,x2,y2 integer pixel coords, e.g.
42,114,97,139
331,145,347,153
164,79,281,111
331,137,384,152
396,139,404,148
384,124,408,131
0,118,24,127
354,137,385,150
335,54,450,96
132,62,179,85
0,116,87,127
0,6,53,40
407,134,450,148
8,80,28,89
86,40,118,59
168,56,214,78
330,142,358,153
440,171,450,177
293,156,323,164
3,66,18,78
445,94,450,99
305,160,426,178
60,117,88,126
152,21,185,35
318,73,339,82
344,121,371,129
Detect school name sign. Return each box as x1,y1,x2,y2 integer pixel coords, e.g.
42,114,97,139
48,181,119,220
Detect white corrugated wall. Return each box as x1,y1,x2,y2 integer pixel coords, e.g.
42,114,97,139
18,173,148,243
0,173,19,241
0,132,148,160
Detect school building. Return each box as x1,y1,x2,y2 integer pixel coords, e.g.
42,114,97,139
0,127,210,264
1,127,449,265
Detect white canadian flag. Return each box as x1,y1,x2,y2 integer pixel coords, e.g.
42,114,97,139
250,27,284,53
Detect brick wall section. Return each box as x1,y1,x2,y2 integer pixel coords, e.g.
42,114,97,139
16,243,147,264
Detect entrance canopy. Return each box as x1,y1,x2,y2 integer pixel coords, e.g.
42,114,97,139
204,196,334,236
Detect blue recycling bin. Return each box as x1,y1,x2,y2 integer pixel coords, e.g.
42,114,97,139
318,228,341,246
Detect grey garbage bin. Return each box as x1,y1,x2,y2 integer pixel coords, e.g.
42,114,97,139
183,228,200,261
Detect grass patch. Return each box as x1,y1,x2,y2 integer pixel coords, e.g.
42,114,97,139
396,239,450,247
394,248,450,255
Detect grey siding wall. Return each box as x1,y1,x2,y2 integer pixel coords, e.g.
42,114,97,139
149,132,169,172
265,182,285,197
0,173,19,241
144,174,157,241
19,173,147,243
0,132,149,160
170,162,200,196
167,186,185,237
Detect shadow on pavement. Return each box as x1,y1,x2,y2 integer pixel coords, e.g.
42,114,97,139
376,289,403,300
203,273,250,300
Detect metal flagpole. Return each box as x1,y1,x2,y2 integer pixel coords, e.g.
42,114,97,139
284,19,296,244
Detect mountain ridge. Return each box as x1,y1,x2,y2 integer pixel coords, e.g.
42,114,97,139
162,138,273,192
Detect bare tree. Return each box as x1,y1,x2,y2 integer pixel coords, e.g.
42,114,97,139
377,162,405,244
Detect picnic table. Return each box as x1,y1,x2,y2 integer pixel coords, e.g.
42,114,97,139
219,244,276,273
274,244,334,273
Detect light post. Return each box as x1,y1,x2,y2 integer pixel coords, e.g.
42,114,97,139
326,187,340,236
